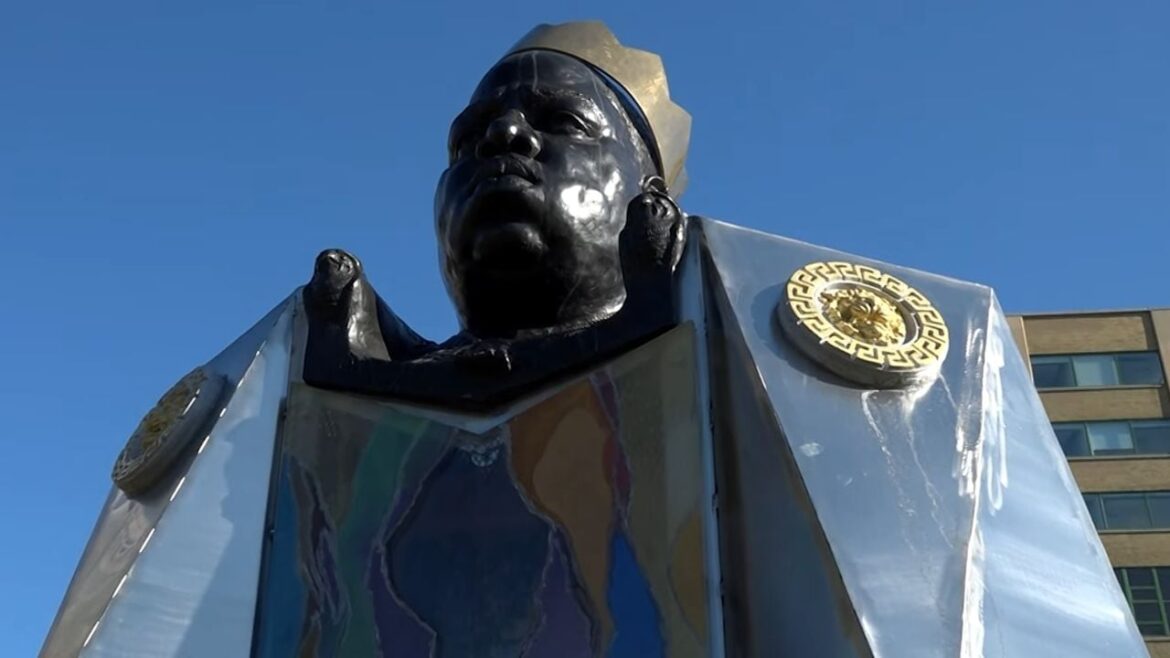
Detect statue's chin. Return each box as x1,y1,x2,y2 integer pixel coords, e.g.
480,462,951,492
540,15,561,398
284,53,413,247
470,221,547,277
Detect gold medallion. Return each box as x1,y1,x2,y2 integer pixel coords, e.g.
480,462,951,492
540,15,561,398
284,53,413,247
112,366,225,495
778,261,949,387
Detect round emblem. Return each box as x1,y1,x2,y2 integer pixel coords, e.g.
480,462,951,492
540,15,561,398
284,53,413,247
777,261,949,387
112,366,225,495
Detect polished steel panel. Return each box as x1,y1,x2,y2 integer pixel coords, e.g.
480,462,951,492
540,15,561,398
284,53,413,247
677,227,728,658
41,298,293,658
698,218,1145,657
972,307,1143,654
76,299,294,657
707,280,869,658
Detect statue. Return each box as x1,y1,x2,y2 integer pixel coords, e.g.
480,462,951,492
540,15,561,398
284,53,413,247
302,25,690,407
43,21,1148,658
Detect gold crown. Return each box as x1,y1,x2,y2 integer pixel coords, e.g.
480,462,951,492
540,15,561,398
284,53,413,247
507,21,692,195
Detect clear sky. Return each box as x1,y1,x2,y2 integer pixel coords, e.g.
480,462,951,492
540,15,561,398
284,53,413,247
2,1,1168,654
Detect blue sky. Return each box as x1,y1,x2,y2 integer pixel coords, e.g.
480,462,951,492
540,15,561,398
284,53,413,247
2,1,1168,654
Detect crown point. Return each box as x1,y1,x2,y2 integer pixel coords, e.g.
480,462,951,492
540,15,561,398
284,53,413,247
506,21,692,196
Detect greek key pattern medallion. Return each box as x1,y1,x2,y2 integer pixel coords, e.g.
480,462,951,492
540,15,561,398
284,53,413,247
112,366,226,495
778,261,949,387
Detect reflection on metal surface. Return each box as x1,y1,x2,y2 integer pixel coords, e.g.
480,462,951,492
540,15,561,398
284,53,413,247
112,367,225,495
701,218,1146,657
779,260,949,388
81,300,294,657
708,280,868,658
254,326,711,658
676,226,727,658
47,215,1149,658
40,298,292,658
508,21,691,194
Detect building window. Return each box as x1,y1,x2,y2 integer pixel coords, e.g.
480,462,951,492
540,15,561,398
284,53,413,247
1116,567,1170,636
1054,420,1170,457
1084,492,1170,530
1031,352,1164,389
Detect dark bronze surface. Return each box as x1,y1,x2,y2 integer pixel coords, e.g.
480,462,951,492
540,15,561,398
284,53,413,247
302,49,688,409
437,50,656,337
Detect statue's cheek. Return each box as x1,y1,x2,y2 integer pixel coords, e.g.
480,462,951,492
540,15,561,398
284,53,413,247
555,185,612,236
433,174,453,224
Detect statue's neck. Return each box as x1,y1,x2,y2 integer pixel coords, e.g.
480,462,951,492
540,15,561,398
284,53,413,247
459,292,626,342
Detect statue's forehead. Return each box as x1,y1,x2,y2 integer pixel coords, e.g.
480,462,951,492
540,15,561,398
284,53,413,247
471,50,608,101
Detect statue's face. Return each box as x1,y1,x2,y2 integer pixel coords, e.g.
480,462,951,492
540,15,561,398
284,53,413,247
435,50,654,337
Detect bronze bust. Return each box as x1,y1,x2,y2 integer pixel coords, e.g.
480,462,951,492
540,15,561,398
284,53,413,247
303,23,690,408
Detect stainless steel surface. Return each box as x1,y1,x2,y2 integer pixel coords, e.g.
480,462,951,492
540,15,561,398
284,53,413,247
698,218,1146,658
66,299,294,658
677,228,728,658
41,298,292,658
708,275,870,658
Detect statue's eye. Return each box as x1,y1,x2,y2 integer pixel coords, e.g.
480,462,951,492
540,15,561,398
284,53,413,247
546,110,590,136
448,116,488,161
449,131,476,160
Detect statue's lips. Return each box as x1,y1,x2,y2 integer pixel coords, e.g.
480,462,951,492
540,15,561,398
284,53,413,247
472,174,534,194
456,173,544,238
467,155,542,191
452,156,547,275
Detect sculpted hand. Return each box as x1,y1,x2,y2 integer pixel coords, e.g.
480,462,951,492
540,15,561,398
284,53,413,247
620,175,687,276
306,249,363,314
304,248,391,361
452,340,513,374
619,176,688,311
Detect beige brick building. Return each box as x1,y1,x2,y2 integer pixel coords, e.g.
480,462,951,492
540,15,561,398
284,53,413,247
1008,309,1170,656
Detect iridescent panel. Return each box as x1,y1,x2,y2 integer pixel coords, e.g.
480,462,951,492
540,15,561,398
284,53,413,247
254,325,710,658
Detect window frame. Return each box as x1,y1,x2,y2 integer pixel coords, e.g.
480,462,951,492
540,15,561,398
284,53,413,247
1116,567,1170,636
1030,351,1165,390
1084,491,1170,532
1054,419,1170,459
1030,354,1077,388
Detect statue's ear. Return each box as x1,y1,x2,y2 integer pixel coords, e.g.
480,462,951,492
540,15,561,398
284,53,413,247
641,174,670,196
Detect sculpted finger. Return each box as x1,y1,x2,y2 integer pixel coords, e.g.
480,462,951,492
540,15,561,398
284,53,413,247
623,188,687,270
667,212,689,271
308,248,362,304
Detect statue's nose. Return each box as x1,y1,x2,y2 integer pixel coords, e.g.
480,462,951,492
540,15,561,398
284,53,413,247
477,110,541,159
